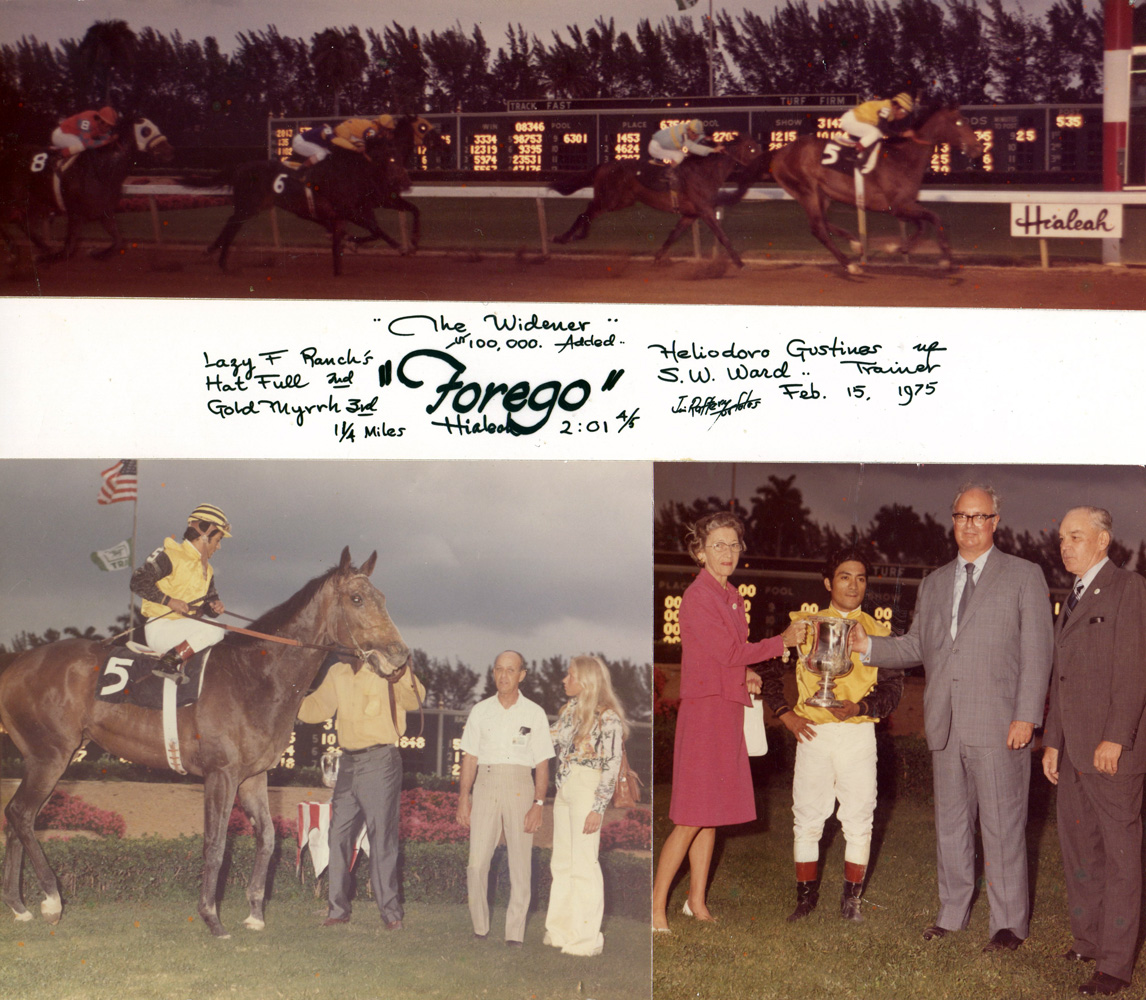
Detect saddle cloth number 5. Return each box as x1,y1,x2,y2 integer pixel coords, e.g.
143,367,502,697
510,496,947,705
821,143,842,166
100,657,133,697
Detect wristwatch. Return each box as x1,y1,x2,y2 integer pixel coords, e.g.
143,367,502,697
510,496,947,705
533,799,544,807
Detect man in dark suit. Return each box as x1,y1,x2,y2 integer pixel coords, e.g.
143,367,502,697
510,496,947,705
851,484,1053,951
1042,506,1146,997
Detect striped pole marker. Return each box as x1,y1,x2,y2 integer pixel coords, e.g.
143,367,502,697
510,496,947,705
1103,0,1133,264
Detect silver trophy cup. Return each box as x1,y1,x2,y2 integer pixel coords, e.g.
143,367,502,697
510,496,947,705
798,615,856,709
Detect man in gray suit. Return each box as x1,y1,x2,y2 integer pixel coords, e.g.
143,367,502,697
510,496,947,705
851,484,1053,951
1042,507,1146,997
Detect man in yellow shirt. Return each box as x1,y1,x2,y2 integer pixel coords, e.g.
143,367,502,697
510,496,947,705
298,655,425,929
760,549,902,922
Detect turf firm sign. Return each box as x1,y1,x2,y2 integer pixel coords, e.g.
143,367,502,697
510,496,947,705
1010,202,1123,238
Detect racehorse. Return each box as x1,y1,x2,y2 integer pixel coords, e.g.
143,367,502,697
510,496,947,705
769,104,984,273
0,548,410,938
0,116,174,263
369,114,448,251
548,133,766,267
204,133,411,276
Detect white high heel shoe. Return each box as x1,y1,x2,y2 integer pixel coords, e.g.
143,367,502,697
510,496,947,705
682,900,696,918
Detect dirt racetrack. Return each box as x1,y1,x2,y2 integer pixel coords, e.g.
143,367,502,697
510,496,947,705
4,243,1146,310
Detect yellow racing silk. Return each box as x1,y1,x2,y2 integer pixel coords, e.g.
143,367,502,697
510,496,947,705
851,99,896,128
331,118,377,153
139,536,214,620
789,606,891,725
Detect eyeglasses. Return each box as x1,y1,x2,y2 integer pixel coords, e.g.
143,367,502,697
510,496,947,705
951,513,997,526
706,541,743,555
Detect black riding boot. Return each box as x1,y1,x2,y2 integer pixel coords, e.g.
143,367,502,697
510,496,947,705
841,880,864,922
151,647,190,684
787,880,820,922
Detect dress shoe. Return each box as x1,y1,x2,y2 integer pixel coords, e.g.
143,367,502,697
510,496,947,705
1064,949,1096,963
682,899,717,922
1078,972,1130,996
922,925,950,941
384,919,403,931
506,940,523,948
473,932,488,940
321,916,349,926
652,926,671,935
983,929,1025,952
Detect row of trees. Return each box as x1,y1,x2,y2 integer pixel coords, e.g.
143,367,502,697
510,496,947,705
0,624,651,721
655,474,1146,591
0,1,1114,149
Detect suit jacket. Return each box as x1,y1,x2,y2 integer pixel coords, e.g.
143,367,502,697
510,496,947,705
1043,561,1146,775
868,548,1053,751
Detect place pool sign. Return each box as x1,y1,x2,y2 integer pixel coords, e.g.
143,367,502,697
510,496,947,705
1010,202,1123,238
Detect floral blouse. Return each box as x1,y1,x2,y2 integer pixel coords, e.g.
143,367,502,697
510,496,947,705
550,698,624,816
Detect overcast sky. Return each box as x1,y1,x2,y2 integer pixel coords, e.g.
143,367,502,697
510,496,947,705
654,463,1146,556
0,461,650,671
0,0,1094,52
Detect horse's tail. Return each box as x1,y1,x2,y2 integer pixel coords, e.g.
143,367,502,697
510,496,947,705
549,166,600,197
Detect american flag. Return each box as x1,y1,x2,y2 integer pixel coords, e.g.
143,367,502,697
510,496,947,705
97,459,138,505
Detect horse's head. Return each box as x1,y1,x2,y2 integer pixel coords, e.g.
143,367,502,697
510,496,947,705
727,134,766,169
131,117,175,164
919,106,983,159
327,546,410,678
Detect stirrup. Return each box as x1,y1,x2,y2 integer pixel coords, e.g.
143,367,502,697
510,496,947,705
152,667,189,684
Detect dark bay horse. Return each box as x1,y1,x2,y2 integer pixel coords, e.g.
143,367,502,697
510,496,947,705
549,133,766,267
0,548,409,938
204,133,410,276
369,114,447,251
1,116,174,263
769,105,983,273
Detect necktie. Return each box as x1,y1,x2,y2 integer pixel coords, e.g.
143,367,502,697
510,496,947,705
957,562,975,629
1065,581,1083,619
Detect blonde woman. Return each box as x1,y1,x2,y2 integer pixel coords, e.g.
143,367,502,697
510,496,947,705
544,655,630,957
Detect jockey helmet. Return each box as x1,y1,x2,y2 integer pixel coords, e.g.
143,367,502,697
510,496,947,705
687,118,704,135
891,93,914,112
189,503,232,537
373,114,397,131
96,106,119,126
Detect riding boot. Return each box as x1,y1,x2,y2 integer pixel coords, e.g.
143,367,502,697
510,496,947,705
152,640,193,684
841,862,865,922
787,862,820,922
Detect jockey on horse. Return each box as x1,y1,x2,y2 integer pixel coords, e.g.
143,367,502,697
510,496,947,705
130,503,232,683
648,118,725,191
839,92,914,173
49,106,119,161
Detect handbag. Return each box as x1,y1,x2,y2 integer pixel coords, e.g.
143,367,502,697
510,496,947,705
612,743,642,808
744,694,768,756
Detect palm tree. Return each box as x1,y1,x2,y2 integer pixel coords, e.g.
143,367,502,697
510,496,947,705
310,27,368,118
76,19,136,104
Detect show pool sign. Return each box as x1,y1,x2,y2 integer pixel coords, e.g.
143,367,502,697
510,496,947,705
1010,202,1123,238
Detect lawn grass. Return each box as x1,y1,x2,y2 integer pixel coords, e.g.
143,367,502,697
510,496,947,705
47,196,1146,266
3,894,649,1000
653,775,1103,1000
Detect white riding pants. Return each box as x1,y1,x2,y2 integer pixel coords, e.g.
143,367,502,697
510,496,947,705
792,720,877,867
144,615,226,655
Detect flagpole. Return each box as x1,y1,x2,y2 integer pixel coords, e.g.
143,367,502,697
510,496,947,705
708,0,715,97
128,474,138,635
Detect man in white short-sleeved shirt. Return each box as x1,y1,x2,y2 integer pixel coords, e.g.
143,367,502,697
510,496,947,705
456,650,554,945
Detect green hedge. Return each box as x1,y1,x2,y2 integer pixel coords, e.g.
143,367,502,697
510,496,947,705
0,835,649,922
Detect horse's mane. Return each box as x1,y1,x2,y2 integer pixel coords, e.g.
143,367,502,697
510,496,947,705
223,563,341,645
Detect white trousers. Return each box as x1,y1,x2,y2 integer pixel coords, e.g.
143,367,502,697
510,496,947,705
50,129,85,155
466,764,534,942
792,721,877,867
839,111,883,149
144,615,225,656
648,139,685,165
291,136,329,161
545,766,605,956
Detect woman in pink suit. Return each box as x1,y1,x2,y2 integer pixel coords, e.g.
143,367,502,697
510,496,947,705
652,511,804,932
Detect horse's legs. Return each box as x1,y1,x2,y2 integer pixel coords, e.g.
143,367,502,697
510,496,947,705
694,210,744,268
651,215,696,265
893,203,951,266
236,772,273,931
798,192,858,273
330,219,345,276
199,769,240,938
346,209,401,251
89,211,125,261
552,199,604,245
2,753,72,923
